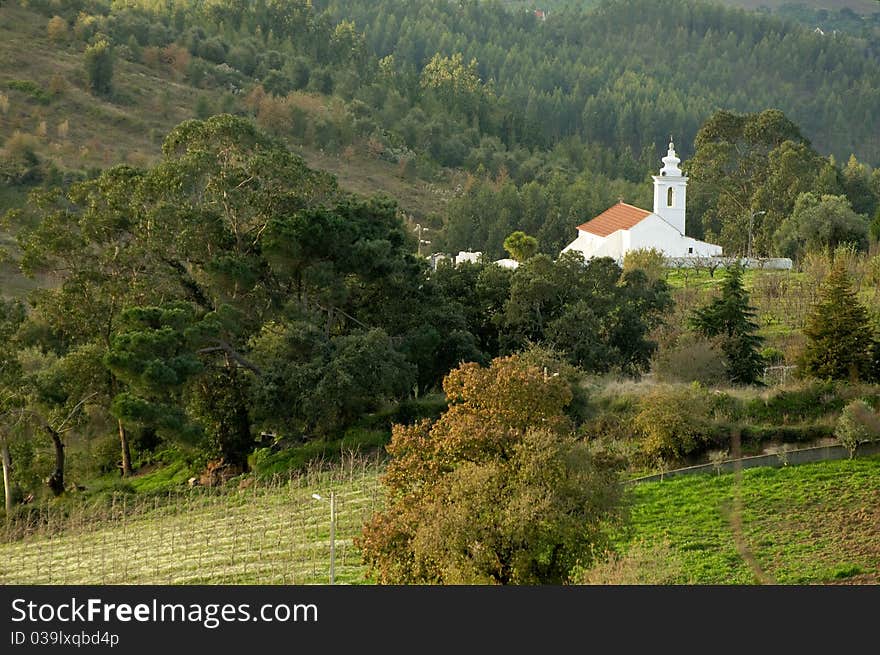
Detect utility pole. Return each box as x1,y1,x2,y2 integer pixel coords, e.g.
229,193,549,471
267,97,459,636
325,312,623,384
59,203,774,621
312,492,336,584
329,491,335,585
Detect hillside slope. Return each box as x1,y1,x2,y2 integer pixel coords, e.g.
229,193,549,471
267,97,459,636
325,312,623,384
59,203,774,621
587,456,880,584
0,463,382,585
3,456,877,584
0,4,453,219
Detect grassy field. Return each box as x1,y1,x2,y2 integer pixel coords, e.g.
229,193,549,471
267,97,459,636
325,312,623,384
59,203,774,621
0,458,382,585
588,455,880,584
2,454,878,585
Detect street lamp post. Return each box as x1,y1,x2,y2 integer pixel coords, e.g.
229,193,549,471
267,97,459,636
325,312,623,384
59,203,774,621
311,492,336,584
747,210,766,261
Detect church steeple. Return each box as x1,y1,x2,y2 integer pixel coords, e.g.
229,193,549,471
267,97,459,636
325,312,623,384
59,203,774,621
652,138,688,235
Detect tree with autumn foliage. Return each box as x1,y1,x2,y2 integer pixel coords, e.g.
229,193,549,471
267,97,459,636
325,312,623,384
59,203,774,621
357,353,621,584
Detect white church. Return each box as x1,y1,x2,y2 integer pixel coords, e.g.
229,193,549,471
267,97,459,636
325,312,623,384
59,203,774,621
561,141,722,262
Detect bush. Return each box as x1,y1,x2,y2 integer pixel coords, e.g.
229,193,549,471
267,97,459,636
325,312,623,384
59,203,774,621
49,73,67,97
741,423,833,446
194,95,213,119
7,80,51,105
633,384,713,462
623,247,667,283
743,381,844,424
653,335,727,386
835,400,880,457
90,434,122,476
760,347,785,365
47,16,68,43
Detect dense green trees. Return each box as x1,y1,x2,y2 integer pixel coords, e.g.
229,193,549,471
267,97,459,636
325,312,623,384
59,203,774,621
5,116,448,485
440,170,650,258
6,0,880,518
432,251,673,375
686,109,822,254
500,253,672,374
328,0,880,165
775,193,869,259
0,112,682,505
20,0,880,261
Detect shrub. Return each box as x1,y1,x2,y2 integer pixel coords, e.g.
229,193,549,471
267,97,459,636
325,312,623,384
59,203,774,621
7,80,51,104
0,131,42,184
48,73,67,97
743,381,843,424
47,16,68,42
761,347,785,365
708,449,729,475
73,12,99,42
633,384,713,462
623,247,667,283
653,334,727,386
142,46,162,69
739,424,832,446
194,95,213,119
255,94,292,135
835,400,880,458
161,44,191,77
90,434,124,476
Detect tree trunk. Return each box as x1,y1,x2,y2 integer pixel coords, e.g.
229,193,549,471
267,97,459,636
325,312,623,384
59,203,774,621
45,425,64,496
1,437,12,518
118,419,132,477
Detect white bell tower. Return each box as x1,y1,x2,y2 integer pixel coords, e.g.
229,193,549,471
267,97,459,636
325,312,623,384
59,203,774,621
652,139,687,235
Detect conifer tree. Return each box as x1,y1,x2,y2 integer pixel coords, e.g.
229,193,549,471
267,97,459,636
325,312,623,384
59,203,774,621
800,263,874,381
690,263,764,384
84,39,114,96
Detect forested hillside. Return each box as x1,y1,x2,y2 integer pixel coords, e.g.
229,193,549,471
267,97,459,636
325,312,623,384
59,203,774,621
2,2,880,588
325,0,880,164
4,0,880,258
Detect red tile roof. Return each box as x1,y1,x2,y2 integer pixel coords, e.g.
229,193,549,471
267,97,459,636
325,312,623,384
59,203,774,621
576,202,651,237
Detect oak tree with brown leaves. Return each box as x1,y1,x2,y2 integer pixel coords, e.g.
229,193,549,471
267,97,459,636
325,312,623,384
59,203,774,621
358,354,620,584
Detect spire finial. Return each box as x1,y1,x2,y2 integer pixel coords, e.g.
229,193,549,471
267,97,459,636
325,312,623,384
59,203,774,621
660,135,682,176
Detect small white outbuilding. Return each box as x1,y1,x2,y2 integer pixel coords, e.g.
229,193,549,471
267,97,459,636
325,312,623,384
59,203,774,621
561,141,722,262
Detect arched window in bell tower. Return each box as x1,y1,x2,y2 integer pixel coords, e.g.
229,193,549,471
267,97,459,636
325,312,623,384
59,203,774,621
667,187,674,207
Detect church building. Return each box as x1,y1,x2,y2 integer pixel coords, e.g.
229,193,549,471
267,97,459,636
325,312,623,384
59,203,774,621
561,141,722,262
